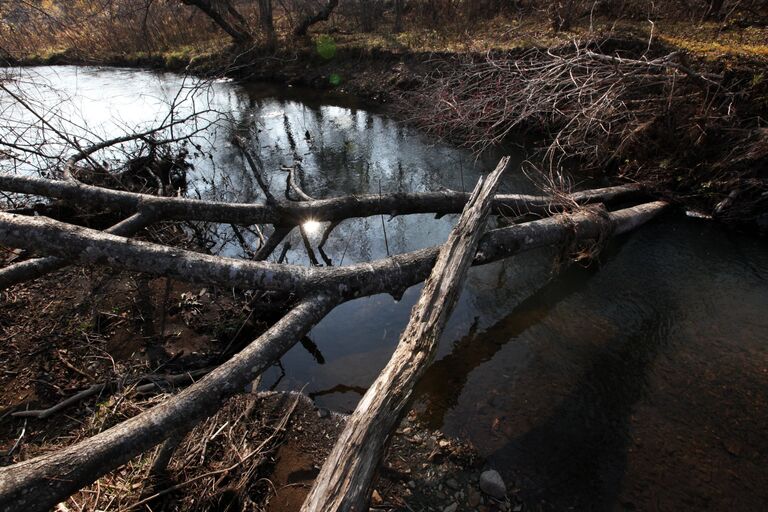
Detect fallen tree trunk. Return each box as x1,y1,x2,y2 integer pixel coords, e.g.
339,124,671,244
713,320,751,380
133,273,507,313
0,210,155,289
0,202,669,300
302,156,508,511
0,293,336,512
0,173,642,226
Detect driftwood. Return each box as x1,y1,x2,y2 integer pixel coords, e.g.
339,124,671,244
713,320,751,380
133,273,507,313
0,155,671,510
302,158,508,511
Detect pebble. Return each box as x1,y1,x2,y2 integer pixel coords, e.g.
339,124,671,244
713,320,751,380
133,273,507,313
468,489,482,507
479,469,507,499
443,504,458,512
446,478,460,490
316,407,330,418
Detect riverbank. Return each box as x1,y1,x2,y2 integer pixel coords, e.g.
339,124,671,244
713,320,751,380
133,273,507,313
7,16,766,232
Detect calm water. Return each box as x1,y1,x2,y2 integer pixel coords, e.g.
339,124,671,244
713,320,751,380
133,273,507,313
2,67,767,511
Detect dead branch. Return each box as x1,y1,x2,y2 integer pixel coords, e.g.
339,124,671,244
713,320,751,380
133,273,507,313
0,173,642,227
0,210,155,289
10,384,107,420
0,200,669,301
302,158,508,511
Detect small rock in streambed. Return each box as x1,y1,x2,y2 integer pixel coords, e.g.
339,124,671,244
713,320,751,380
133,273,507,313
479,469,507,499
316,407,330,418
443,503,459,512
445,478,460,490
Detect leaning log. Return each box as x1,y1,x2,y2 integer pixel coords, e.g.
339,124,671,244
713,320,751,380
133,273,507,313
302,158,508,511
0,293,336,512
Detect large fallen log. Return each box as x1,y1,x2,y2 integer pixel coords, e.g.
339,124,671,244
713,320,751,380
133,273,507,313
0,210,155,289
0,173,642,226
302,153,508,511
0,293,337,512
0,201,668,300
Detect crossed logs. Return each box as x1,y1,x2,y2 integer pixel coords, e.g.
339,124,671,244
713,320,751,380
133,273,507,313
0,157,668,511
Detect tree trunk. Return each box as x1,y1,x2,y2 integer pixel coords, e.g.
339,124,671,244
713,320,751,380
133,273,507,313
394,0,404,32
181,0,252,45
294,0,339,37
301,158,509,511
259,0,276,49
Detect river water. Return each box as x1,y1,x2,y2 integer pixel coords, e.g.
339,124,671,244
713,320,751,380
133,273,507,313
2,66,768,511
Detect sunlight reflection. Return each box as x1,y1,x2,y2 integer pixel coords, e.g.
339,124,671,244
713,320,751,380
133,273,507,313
303,219,321,235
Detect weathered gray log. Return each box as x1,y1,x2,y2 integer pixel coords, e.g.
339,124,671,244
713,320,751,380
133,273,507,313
0,293,336,512
0,211,155,289
0,173,642,226
302,159,509,511
0,202,669,299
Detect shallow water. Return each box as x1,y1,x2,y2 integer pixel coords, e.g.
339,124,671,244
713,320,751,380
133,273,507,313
2,66,767,511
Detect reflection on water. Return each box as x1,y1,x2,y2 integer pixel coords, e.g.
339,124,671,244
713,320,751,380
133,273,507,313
3,67,768,511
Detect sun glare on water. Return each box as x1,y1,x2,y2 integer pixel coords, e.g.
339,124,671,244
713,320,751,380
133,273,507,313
303,219,321,235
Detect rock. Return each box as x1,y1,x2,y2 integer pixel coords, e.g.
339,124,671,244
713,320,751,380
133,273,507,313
479,469,506,499
468,488,482,507
444,503,458,512
316,407,330,418
439,439,451,448
408,480,416,489
371,490,383,505
446,478,460,490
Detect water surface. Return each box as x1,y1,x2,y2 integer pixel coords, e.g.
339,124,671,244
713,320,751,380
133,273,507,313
2,66,767,511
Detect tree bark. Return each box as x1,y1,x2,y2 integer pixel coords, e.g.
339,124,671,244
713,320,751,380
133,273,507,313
302,158,508,511
0,202,669,299
0,173,643,226
259,0,276,49
0,211,154,289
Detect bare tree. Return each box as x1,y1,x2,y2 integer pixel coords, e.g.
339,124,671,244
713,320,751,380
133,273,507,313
180,0,253,44
294,0,339,36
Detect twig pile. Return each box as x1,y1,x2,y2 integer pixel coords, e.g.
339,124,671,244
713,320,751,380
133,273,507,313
403,42,719,170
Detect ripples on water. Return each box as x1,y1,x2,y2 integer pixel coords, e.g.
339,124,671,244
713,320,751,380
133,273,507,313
2,66,767,510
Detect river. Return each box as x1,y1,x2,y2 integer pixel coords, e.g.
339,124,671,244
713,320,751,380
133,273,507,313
2,66,767,511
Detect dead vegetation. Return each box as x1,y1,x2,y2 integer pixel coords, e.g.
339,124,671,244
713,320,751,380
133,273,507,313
400,37,768,228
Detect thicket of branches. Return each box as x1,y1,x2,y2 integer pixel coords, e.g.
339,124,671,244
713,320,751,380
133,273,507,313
400,38,768,224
